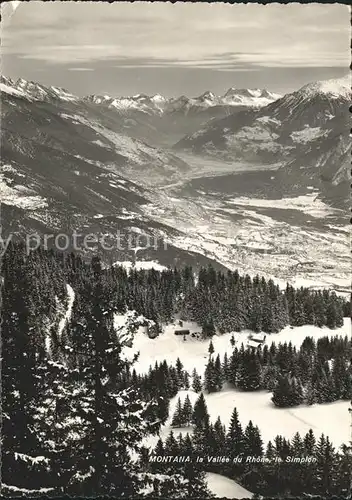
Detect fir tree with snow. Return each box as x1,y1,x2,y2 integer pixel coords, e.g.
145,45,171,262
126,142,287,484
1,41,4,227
191,368,202,393
192,393,210,428
171,397,184,428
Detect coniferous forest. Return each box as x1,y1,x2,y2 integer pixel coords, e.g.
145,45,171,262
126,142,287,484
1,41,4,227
1,243,351,497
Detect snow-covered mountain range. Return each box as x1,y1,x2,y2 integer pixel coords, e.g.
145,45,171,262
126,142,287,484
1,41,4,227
0,76,281,147
85,87,281,115
0,75,79,103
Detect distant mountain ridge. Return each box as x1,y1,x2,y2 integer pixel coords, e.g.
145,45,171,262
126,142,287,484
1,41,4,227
84,87,281,115
0,75,282,147
0,75,78,103
0,75,281,113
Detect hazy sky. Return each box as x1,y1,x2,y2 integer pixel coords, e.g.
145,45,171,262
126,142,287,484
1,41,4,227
1,2,349,97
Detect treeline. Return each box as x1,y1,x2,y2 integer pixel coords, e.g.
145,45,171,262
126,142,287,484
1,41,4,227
151,393,351,497
64,248,347,335
107,264,347,334
4,244,348,345
202,335,352,406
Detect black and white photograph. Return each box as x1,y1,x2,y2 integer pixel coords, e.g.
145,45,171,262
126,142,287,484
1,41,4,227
0,1,351,498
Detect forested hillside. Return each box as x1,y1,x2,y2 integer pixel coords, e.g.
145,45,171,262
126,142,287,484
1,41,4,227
1,243,350,497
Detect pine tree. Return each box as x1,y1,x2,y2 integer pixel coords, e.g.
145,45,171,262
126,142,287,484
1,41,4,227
208,340,215,356
226,407,244,457
192,393,210,428
182,395,193,426
192,368,202,393
314,434,337,494
303,429,316,455
156,393,169,424
272,375,303,408
222,352,229,380
202,319,216,338
204,358,218,393
243,421,263,457
237,351,262,391
164,431,179,456
183,371,190,390
154,438,164,457
171,397,184,427
262,363,279,391
214,354,223,391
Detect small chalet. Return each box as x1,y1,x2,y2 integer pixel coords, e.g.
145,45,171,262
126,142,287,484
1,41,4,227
247,340,262,351
250,333,267,343
247,333,266,351
174,329,190,336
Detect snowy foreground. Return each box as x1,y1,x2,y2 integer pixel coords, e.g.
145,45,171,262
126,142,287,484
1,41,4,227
123,316,350,498
206,473,252,499
125,317,351,449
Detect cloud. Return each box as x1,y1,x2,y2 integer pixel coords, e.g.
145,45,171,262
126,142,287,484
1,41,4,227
68,67,95,72
1,2,349,72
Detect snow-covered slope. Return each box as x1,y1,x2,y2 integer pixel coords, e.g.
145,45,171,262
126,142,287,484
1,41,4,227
130,317,350,451
206,472,253,499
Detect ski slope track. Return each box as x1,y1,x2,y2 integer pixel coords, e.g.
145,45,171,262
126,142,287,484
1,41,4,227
57,284,75,340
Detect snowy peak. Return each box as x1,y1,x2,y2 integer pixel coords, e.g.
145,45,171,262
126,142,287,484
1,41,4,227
224,87,259,97
298,75,351,100
0,75,34,100
264,75,351,127
150,93,166,103
197,91,217,102
85,92,167,114
0,75,79,103
85,87,280,115
222,87,281,106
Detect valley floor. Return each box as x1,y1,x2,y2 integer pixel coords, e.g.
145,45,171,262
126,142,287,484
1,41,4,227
143,166,349,295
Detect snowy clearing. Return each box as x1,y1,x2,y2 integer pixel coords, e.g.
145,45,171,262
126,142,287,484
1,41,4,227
129,317,350,451
203,391,350,449
126,318,350,376
206,472,253,499
146,387,350,453
113,261,167,272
